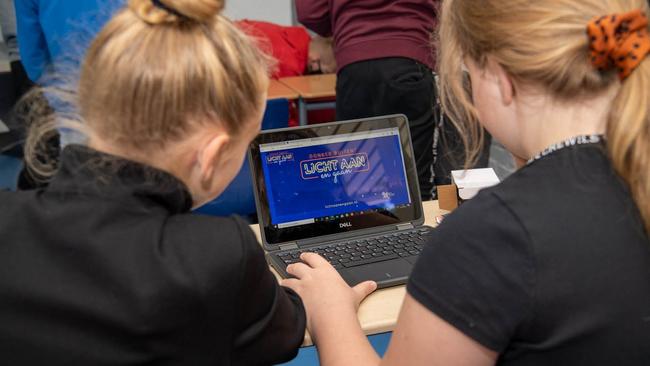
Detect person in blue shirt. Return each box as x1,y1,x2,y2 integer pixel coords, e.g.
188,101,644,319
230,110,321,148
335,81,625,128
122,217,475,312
15,0,125,83
12,0,125,188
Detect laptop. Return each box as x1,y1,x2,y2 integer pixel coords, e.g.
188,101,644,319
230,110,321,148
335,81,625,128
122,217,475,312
249,114,433,289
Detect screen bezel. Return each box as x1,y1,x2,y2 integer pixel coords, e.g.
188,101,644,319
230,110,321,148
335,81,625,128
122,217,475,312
249,115,424,249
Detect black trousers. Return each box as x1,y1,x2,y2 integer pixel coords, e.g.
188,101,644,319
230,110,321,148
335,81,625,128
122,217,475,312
336,58,437,200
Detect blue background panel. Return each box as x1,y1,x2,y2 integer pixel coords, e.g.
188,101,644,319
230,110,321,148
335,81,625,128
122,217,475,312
278,332,392,366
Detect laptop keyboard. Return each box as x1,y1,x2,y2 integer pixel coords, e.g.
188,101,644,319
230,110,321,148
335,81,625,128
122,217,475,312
276,228,431,270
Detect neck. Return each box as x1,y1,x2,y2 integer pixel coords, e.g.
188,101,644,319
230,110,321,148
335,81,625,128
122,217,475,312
517,85,618,158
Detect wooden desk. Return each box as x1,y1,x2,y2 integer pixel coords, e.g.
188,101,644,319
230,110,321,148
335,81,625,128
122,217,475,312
278,74,337,126
250,200,445,346
267,79,299,100
279,74,336,99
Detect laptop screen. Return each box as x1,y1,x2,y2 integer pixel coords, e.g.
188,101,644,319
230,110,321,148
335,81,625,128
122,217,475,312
260,127,412,227
250,115,424,247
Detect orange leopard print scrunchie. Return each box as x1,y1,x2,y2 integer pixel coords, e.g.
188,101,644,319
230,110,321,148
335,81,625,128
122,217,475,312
587,9,650,80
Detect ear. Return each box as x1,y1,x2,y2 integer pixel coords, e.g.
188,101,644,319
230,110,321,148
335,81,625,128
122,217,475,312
197,133,231,186
490,59,515,106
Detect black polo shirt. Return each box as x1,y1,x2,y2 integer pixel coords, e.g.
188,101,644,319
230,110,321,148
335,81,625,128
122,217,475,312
0,145,305,365
409,142,650,364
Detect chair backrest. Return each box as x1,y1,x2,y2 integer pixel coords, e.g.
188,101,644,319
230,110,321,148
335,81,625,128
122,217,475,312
193,98,290,217
0,154,23,191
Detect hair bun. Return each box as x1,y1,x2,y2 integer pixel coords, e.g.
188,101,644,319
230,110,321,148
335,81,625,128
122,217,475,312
129,0,225,25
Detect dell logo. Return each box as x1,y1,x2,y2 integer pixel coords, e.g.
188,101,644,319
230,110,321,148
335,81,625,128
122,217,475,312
339,222,352,228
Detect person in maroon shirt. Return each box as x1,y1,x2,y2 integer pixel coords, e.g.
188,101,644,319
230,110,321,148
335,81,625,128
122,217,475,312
295,0,440,200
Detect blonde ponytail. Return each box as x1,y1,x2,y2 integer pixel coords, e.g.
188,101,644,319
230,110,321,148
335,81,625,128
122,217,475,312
607,59,650,233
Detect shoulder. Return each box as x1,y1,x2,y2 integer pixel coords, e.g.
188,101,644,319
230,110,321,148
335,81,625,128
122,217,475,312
414,188,535,294
163,214,258,258
488,144,638,236
285,25,311,41
165,213,249,239
493,143,618,203
427,187,532,257
15,0,39,13
408,190,535,351
160,214,265,293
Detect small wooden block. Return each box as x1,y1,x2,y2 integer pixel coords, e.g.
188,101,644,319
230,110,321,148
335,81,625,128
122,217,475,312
437,184,459,211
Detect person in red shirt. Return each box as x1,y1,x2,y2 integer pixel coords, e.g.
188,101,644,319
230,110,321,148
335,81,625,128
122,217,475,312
236,20,336,126
236,19,335,78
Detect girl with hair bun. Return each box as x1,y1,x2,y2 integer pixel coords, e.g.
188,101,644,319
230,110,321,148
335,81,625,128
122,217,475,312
0,0,305,364
283,0,650,365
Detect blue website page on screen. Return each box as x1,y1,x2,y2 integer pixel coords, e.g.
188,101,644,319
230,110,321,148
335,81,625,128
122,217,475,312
259,128,412,227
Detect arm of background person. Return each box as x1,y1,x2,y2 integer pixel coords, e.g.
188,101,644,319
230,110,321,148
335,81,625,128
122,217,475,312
294,0,332,37
14,0,48,81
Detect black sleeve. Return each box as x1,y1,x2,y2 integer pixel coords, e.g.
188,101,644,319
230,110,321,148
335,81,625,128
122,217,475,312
230,217,306,365
407,191,535,352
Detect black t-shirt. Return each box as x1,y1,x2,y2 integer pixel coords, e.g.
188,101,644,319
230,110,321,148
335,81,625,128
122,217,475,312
408,142,650,365
0,145,306,365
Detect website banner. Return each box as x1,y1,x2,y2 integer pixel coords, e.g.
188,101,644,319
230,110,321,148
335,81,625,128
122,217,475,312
260,131,411,225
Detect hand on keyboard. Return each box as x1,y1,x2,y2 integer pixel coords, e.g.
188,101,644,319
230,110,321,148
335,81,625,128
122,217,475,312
281,252,377,335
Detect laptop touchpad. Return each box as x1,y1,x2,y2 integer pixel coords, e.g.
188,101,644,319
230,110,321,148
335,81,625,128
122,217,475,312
341,259,412,288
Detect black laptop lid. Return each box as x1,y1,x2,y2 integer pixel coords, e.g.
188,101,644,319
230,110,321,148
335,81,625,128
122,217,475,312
249,115,424,249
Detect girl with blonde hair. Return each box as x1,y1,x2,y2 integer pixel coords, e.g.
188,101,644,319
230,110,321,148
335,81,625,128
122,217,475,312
283,0,650,365
0,0,305,364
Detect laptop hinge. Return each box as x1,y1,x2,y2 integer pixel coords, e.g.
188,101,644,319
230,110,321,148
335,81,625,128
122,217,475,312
279,243,299,251
396,223,414,231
